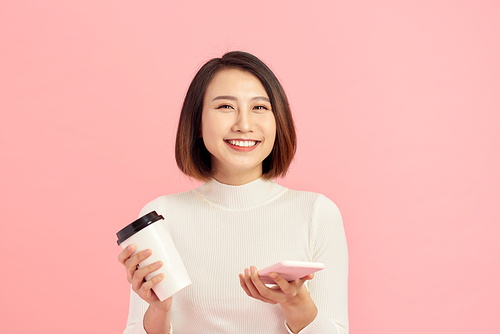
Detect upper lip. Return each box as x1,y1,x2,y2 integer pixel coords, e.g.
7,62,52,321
225,139,260,141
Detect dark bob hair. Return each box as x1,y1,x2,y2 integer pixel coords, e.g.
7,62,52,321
175,51,296,181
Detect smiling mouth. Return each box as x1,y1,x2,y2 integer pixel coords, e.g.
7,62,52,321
225,140,259,148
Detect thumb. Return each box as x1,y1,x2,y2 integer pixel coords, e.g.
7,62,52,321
300,273,314,283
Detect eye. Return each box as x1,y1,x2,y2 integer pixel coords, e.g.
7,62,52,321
253,105,270,111
216,104,234,110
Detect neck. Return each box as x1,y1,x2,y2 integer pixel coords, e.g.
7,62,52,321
195,177,285,210
212,168,263,186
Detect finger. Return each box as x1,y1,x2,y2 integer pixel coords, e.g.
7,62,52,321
238,274,252,297
125,248,152,269
132,260,163,291
244,268,267,301
300,273,314,282
245,268,276,304
243,268,261,296
268,272,295,296
125,249,152,282
250,267,291,303
133,260,162,284
249,266,270,295
141,272,165,297
118,244,135,265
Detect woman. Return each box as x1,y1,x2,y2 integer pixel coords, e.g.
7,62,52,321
118,51,348,334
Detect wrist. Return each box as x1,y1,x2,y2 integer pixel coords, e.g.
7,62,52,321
149,305,171,315
144,305,171,334
280,293,318,333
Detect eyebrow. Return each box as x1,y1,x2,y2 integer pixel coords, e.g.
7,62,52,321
212,95,270,103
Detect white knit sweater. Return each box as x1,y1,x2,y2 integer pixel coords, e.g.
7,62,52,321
124,178,348,334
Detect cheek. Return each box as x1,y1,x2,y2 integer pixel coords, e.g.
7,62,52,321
200,115,222,153
200,111,213,139
266,117,277,146
201,125,214,147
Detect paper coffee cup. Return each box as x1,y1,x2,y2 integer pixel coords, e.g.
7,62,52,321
117,211,191,301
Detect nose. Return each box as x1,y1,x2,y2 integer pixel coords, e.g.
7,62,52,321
232,110,254,133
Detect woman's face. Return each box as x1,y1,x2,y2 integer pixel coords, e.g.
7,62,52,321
201,68,276,185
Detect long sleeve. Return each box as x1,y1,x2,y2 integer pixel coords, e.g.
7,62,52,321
121,179,348,333
294,195,349,334
123,206,174,334
123,287,149,334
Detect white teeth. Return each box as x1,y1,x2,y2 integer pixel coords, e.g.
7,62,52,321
228,140,257,147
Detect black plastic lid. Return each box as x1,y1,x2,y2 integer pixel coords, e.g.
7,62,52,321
116,211,164,245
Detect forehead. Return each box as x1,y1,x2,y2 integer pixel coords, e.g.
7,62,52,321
204,68,268,99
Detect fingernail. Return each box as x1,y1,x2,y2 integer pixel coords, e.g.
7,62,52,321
144,249,152,256
245,268,249,276
250,267,256,274
155,261,162,268
270,272,277,279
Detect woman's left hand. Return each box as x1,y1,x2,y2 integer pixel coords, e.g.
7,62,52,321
239,266,319,332
238,266,314,305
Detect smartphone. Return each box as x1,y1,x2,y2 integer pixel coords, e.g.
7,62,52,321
257,261,325,284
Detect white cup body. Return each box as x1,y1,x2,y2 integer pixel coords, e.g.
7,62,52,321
120,222,191,301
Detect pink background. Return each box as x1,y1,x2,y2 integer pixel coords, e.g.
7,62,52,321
1,1,499,333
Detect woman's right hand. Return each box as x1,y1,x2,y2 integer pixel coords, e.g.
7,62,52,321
118,244,173,313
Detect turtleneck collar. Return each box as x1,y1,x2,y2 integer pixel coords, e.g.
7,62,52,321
193,178,287,210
